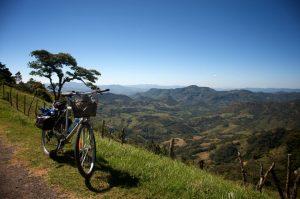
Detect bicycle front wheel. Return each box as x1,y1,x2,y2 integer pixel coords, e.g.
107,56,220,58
75,124,96,178
42,130,59,157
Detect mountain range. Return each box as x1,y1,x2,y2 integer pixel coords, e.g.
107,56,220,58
48,82,300,96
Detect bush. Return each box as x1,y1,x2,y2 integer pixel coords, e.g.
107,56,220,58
210,142,238,164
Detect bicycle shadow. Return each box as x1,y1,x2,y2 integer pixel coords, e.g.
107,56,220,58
49,150,139,193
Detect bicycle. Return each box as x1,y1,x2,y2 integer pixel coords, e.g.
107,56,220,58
36,88,109,178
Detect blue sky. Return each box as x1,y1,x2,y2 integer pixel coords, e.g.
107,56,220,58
1,0,300,88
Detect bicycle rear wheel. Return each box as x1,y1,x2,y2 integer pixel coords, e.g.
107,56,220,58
75,124,96,178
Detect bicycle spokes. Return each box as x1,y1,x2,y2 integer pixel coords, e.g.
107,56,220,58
78,129,93,172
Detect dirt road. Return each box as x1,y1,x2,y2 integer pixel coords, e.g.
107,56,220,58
0,138,65,199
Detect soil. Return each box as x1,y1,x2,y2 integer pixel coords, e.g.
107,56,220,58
0,138,66,199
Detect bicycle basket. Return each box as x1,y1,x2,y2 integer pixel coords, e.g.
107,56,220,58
71,94,98,118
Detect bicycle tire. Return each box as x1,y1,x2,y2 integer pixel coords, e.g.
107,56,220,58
74,123,96,178
41,130,59,158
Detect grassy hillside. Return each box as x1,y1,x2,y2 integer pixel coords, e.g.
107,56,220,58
0,98,276,198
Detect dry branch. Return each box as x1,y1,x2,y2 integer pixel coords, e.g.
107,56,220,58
257,162,275,192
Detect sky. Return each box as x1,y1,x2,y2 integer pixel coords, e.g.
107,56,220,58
0,0,300,88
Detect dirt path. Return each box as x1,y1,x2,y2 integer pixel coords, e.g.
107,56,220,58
0,138,65,199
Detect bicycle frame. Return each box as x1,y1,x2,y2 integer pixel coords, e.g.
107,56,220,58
56,96,86,143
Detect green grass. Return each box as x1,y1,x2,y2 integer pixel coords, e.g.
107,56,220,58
0,98,276,198
0,84,51,118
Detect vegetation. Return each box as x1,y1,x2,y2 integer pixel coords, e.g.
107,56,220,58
0,96,276,198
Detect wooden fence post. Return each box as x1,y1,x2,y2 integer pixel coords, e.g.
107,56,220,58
9,86,12,106
23,95,26,115
271,165,285,199
120,128,126,144
198,160,204,169
291,168,300,199
27,93,37,116
35,100,39,116
2,82,4,99
237,151,247,185
257,163,264,192
6,92,9,102
168,138,175,159
16,92,19,110
101,120,105,138
285,154,292,199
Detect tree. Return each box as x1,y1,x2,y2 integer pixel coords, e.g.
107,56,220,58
28,50,101,100
0,62,15,85
14,71,22,84
26,78,52,102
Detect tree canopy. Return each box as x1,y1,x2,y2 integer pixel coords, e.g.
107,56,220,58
14,71,22,84
28,50,101,100
0,62,15,85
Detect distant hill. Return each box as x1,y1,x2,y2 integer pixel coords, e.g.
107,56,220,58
101,84,182,95
46,82,300,95
134,85,300,107
241,87,300,93
47,82,182,96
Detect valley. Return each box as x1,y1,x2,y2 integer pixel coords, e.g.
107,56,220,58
93,85,300,186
